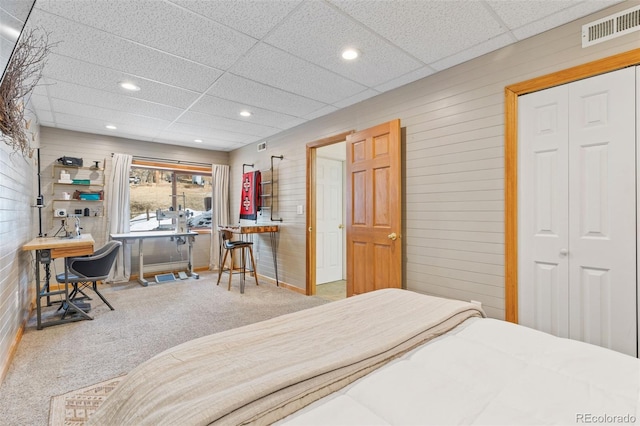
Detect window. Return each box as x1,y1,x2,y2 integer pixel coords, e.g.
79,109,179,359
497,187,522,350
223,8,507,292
129,160,212,231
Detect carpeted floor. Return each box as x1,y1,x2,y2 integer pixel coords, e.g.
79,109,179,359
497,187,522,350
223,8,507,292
0,272,328,426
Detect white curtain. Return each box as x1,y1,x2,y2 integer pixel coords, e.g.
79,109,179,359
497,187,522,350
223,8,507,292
107,153,133,282
210,164,230,270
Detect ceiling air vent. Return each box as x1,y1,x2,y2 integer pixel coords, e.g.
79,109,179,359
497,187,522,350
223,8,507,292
582,5,640,47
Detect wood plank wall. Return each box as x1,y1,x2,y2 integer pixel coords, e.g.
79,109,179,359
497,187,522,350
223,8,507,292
0,119,38,381
229,1,640,319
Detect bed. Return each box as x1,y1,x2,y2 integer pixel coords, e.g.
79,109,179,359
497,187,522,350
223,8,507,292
87,289,640,425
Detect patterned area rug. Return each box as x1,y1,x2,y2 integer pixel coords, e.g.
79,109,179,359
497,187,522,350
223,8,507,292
49,375,125,426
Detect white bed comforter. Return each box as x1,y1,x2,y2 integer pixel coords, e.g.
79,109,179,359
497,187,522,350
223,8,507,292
88,289,483,425
280,317,640,425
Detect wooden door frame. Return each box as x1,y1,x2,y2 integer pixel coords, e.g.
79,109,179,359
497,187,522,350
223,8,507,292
306,131,354,295
505,48,640,323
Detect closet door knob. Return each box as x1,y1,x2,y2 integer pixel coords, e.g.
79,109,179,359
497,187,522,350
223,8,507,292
559,249,568,256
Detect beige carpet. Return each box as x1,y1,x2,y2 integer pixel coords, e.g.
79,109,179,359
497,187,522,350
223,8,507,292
0,271,328,426
49,376,125,426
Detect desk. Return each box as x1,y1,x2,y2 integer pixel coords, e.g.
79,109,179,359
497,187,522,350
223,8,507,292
22,234,95,329
217,225,279,286
110,231,198,286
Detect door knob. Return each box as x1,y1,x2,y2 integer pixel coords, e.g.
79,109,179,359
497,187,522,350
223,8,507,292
559,248,568,256
388,232,397,241
338,224,344,229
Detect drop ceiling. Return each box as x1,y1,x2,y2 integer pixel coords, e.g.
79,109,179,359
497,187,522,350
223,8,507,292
16,0,622,151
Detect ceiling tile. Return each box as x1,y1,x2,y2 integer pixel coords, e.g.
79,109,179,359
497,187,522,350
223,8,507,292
208,73,328,117
165,121,257,144
50,98,174,130
190,94,305,130
40,55,201,109
35,0,257,70
430,32,514,71
176,111,282,138
154,134,245,152
508,1,624,41
332,88,380,109
330,0,505,64
28,9,223,92
168,0,302,39
487,0,619,31
263,0,424,87
30,95,54,123
230,42,367,104
303,104,339,121
51,112,162,140
374,66,436,93
16,0,624,152
35,80,184,122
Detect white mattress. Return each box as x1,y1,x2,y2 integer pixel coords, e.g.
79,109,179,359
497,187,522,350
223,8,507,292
278,318,640,425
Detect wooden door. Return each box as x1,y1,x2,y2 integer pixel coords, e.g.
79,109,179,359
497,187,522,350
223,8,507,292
316,157,344,284
346,119,402,296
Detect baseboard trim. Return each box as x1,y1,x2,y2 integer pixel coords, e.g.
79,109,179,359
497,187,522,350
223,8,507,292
0,307,29,385
256,274,306,295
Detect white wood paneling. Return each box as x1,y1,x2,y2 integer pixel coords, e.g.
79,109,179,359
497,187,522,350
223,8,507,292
0,125,37,377
229,1,640,319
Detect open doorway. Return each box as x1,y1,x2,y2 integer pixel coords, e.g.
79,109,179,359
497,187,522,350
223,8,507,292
306,131,353,298
315,143,346,300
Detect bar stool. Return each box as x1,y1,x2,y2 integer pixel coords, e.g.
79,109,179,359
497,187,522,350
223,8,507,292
216,230,259,293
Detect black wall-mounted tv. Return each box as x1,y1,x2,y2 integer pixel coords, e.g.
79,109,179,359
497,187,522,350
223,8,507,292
0,0,36,86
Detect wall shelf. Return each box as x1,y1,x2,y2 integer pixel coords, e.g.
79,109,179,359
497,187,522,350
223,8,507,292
50,158,106,220
259,155,283,222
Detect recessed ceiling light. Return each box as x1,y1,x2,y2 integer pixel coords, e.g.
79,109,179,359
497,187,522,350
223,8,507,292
194,139,203,143
341,48,360,60
119,82,141,91
239,110,252,117
105,124,117,130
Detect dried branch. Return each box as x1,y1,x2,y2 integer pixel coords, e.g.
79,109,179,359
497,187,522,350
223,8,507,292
0,28,54,157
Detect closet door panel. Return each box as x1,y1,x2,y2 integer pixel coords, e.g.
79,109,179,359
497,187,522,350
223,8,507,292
518,85,569,337
568,67,636,356
637,66,640,358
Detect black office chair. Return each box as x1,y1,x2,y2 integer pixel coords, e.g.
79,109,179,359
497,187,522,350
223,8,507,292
56,241,122,312
216,230,259,293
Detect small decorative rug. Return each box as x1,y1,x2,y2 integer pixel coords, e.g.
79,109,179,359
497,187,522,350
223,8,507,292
49,375,126,426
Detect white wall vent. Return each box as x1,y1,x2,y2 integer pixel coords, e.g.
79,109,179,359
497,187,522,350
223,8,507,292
257,141,267,152
582,5,640,47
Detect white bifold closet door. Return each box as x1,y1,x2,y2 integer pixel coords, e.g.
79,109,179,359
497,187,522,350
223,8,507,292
518,66,637,357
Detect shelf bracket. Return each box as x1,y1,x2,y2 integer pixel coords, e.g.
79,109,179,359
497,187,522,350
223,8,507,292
269,155,284,223
243,163,254,174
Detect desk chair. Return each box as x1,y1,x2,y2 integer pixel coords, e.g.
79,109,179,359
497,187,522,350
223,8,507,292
56,241,122,314
216,230,259,293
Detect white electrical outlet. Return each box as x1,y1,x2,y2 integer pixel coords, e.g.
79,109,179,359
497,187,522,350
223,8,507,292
297,205,303,215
